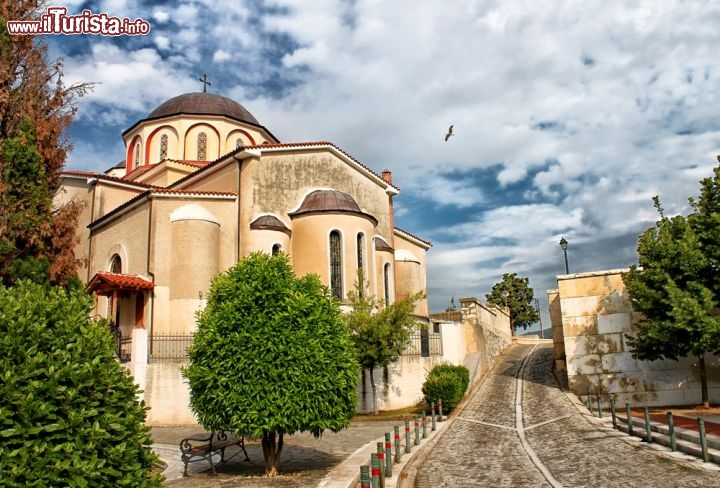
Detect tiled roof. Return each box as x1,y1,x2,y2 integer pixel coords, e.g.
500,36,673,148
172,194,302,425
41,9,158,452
146,92,260,125
289,190,378,225
152,189,237,198
87,272,154,293
375,237,394,252
293,190,362,214
250,215,292,235
122,165,155,180
61,170,156,189
395,227,433,248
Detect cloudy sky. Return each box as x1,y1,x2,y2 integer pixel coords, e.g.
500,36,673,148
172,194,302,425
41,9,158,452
43,0,720,328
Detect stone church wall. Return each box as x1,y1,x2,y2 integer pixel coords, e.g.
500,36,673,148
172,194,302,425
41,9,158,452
553,269,720,407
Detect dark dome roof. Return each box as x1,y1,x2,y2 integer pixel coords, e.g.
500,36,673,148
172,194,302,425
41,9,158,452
146,92,260,125
250,215,291,235
294,190,362,214
289,190,378,225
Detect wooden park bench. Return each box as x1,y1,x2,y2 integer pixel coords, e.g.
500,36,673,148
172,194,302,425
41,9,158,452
179,431,250,476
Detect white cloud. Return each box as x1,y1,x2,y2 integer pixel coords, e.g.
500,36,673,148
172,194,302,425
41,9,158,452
52,0,720,316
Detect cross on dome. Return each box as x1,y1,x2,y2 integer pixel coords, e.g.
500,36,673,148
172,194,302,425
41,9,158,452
198,73,211,93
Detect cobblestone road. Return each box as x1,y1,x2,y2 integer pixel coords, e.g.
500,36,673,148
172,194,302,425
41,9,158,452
412,343,720,487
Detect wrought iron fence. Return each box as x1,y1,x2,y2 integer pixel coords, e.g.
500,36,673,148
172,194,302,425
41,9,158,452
110,323,131,363
149,333,194,361
119,336,132,363
405,332,442,357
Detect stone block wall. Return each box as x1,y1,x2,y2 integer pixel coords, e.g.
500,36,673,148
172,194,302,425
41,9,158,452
553,269,720,407
460,297,512,385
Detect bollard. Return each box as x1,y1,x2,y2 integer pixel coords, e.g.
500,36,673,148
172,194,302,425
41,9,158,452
371,453,380,488
414,416,420,446
422,411,428,439
405,419,411,454
384,432,393,478
360,465,371,488
698,418,709,463
431,402,437,431
667,412,676,452
625,401,633,436
394,425,401,463
376,442,385,488
438,398,444,421
610,397,617,429
643,407,652,443
597,395,603,418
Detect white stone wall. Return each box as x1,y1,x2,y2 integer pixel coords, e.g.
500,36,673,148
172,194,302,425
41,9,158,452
556,269,720,407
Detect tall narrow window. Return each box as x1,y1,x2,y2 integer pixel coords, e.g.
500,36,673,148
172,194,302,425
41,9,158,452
330,230,343,300
383,262,391,305
356,233,365,271
110,254,122,274
160,134,168,160
272,243,281,256
356,232,365,296
197,132,207,160
133,143,140,168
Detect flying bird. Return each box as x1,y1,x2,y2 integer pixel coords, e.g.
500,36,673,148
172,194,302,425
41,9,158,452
445,125,454,141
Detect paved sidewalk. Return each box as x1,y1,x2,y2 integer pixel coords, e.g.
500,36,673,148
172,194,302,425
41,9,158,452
151,420,403,487
406,344,720,487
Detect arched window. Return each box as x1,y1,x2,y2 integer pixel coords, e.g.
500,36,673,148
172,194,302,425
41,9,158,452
133,143,141,169
329,230,343,300
356,233,365,271
197,132,207,160
356,232,365,297
160,134,168,161
110,254,122,274
272,243,282,256
384,262,391,305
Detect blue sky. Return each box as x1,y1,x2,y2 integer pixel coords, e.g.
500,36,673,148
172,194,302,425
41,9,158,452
43,0,720,328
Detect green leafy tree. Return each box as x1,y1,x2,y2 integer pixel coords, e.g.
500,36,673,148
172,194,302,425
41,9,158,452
344,271,425,414
624,197,720,408
486,273,540,334
182,252,360,477
0,119,53,284
0,281,162,487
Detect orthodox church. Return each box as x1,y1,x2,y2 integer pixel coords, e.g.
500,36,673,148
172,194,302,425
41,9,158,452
58,90,432,346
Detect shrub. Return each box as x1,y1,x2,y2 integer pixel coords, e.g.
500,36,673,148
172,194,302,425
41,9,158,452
421,363,470,412
0,281,162,487
183,252,360,476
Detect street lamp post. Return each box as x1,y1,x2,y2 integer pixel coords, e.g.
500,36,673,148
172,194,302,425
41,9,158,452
502,290,512,336
559,237,569,274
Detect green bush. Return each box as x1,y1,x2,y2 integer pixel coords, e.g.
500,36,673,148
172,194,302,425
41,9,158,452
183,252,360,476
421,363,470,412
0,281,162,487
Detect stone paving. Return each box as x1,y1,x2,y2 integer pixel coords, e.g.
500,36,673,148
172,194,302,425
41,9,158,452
152,420,398,487
411,343,720,488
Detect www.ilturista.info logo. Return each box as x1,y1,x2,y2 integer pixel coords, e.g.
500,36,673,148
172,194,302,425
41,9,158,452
7,7,151,36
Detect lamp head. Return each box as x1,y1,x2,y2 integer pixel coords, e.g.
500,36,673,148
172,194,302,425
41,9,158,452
559,236,568,251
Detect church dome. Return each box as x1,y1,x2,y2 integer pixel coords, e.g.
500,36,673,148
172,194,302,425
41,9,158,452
290,190,378,225
145,92,260,126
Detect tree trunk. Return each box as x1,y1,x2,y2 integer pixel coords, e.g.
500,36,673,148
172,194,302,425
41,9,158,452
699,353,709,408
370,367,379,415
261,430,284,477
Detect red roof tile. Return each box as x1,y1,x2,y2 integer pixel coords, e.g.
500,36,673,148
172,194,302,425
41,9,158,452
88,272,154,293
